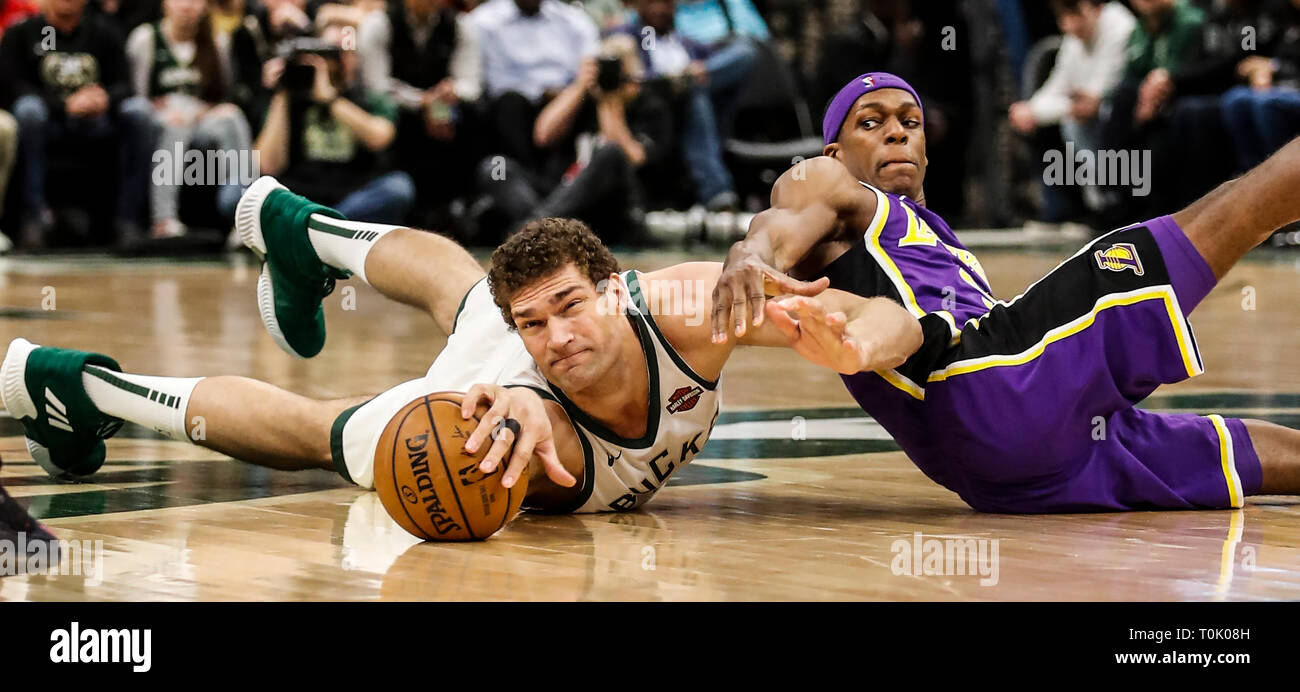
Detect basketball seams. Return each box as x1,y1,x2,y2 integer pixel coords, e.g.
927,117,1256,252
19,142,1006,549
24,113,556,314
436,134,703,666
425,397,478,541
378,392,522,541
387,400,436,540
429,391,519,535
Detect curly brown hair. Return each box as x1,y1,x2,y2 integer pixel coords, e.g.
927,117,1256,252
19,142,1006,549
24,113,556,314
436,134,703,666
488,218,620,327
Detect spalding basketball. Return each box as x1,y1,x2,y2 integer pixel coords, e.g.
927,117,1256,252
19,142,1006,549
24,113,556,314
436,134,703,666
373,392,528,541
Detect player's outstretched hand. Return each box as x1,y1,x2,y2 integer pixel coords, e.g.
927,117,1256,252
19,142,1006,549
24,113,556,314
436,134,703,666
711,244,829,343
764,296,873,375
461,384,576,489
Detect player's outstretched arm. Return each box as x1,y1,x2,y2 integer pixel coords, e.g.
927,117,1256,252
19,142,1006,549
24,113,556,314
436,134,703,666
711,156,876,343
638,262,921,381
763,293,924,375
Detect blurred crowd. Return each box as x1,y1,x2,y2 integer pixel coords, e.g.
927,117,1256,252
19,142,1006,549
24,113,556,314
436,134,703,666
0,0,1296,253
1010,0,1300,232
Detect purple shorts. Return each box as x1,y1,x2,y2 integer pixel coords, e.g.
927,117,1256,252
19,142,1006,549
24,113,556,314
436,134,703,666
917,216,1262,513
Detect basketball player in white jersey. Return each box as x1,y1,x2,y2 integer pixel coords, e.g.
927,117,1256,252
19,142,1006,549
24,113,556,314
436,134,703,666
1,177,923,514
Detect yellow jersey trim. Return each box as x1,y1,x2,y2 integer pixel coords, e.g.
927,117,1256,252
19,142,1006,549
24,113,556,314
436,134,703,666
1208,414,1244,509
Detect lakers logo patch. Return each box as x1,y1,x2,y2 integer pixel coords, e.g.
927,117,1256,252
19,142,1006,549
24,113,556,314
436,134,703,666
1094,243,1144,276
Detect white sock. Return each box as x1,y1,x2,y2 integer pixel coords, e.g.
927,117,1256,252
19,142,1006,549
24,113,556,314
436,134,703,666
306,213,400,284
82,366,202,441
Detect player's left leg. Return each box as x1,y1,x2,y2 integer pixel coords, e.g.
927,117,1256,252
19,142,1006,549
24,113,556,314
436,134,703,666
236,177,485,359
1,336,370,478
1171,134,1300,279
1239,420,1300,494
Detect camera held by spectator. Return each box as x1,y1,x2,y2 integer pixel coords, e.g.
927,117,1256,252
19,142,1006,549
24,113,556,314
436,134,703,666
245,24,415,226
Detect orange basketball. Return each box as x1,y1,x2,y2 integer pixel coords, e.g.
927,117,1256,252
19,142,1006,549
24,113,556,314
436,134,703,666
373,392,528,541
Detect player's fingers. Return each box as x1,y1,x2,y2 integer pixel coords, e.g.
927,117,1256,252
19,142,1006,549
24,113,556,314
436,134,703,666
501,429,535,488
711,282,734,343
772,272,831,297
479,422,515,474
461,384,487,419
825,311,848,338
785,298,841,350
537,439,575,487
731,278,750,337
791,295,828,321
465,403,504,457
764,299,800,341
745,270,766,328
468,395,509,456
462,383,499,420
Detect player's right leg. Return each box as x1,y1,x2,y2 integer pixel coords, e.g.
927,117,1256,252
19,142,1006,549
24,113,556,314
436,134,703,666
1,337,366,479
235,177,484,358
1239,419,1300,494
1171,134,1300,280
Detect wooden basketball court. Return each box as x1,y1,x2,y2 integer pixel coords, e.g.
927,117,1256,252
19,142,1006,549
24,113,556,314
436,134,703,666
3,242,1299,601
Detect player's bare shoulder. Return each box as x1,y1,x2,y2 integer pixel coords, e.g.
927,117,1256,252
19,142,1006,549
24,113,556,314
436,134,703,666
772,156,877,232
623,265,725,375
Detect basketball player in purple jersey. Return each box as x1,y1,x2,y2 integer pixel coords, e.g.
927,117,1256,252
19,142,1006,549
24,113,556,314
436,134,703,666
712,72,1300,512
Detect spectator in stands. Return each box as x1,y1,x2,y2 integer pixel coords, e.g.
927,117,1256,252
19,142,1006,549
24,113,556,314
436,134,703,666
467,0,599,175
237,23,413,224
1008,0,1135,221
619,0,738,211
128,0,251,238
228,0,317,131
1218,0,1300,171
1102,0,1205,148
208,0,243,36
2,0,154,249
311,0,385,32
1096,0,1206,219
1142,0,1297,213
91,0,162,37
0,0,35,27
581,0,629,30
671,0,762,135
359,0,482,219
475,34,672,241
675,0,767,46
0,0,38,246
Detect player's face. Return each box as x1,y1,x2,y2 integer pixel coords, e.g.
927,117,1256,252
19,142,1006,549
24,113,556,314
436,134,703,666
510,264,624,393
824,89,927,198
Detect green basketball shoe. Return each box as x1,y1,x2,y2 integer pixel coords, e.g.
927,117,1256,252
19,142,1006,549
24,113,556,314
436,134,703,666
236,176,351,359
0,338,124,479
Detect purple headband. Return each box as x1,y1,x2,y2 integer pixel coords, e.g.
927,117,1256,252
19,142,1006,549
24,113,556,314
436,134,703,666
822,72,924,145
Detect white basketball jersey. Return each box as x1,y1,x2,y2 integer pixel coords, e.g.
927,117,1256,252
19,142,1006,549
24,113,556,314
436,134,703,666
514,271,722,513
